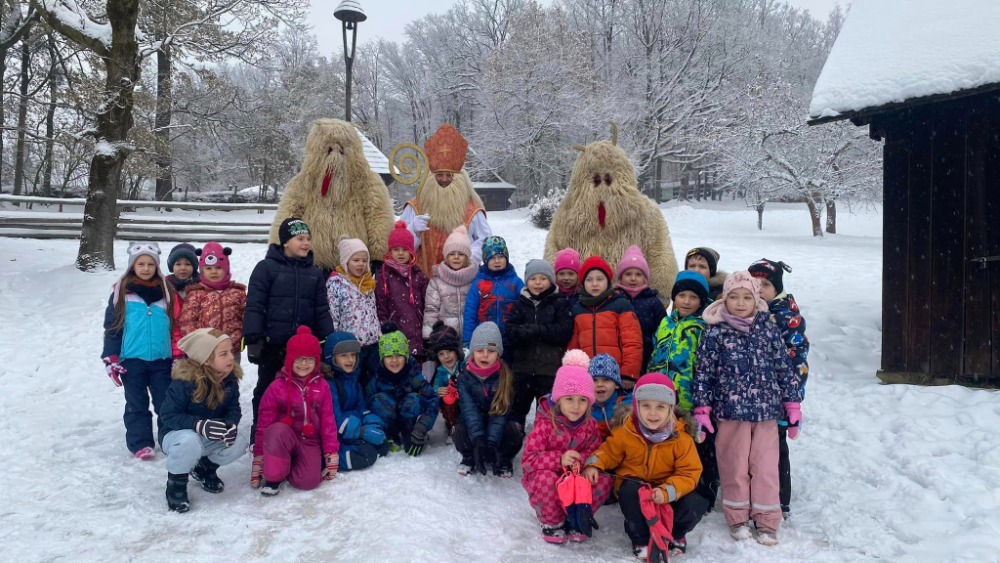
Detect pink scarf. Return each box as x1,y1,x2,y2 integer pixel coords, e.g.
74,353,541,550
720,307,755,333
619,283,648,299
434,261,478,287
467,360,500,380
200,277,231,291
382,257,416,305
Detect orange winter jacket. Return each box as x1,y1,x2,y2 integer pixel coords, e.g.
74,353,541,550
585,416,702,499
568,291,644,381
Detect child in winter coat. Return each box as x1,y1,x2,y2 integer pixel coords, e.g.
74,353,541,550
179,242,247,362
327,237,381,384
166,243,199,359
748,258,810,518
691,271,801,546
376,221,430,360
462,236,524,359
553,247,581,308
423,225,478,342
521,350,614,544
250,326,340,495
455,322,523,477
323,331,389,471
589,354,631,441
243,218,334,444
366,329,439,455
568,256,643,387
102,242,175,460
584,374,708,558
506,259,573,426
429,322,464,439
616,245,667,373
685,247,726,302
159,329,247,512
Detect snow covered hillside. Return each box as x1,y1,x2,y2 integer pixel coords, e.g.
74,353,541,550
1,202,998,562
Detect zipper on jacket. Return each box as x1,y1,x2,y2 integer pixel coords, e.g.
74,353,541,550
591,307,598,355
293,267,301,335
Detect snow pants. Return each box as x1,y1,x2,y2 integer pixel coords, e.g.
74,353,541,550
261,422,324,491
250,344,285,444
161,429,248,474
369,391,436,446
453,419,524,463
439,400,461,432
695,425,720,510
715,419,782,531
778,422,791,513
120,358,172,454
523,469,613,526
618,479,709,545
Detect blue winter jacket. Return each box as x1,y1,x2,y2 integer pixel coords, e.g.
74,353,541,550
102,283,172,361
768,293,810,400
365,357,439,419
158,362,241,444
327,362,385,441
462,263,524,345
457,364,510,445
433,361,463,391
622,287,667,372
592,389,632,438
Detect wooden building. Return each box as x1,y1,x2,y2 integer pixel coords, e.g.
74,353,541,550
810,0,1000,386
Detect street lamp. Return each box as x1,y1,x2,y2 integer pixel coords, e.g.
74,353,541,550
334,0,367,122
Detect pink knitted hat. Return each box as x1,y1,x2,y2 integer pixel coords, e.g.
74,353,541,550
551,349,595,404
197,242,231,279
442,225,472,259
722,270,770,311
553,247,581,274
338,237,369,272
387,220,415,259
616,245,650,281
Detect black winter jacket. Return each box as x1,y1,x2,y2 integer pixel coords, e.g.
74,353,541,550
505,287,573,377
158,363,242,444
622,287,667,372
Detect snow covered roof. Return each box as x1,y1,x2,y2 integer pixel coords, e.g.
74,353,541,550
473,181,515,191
356,129,389,174
809,0,1000,123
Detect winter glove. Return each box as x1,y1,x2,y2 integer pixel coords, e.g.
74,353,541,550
472,438,489,476
407,414,432,457
340,415,363,441
362,424,386,446
565,503,595,537
322,452,339,480
245,336,264,365
784,402,802,440
222,424,238,446
692,406,715,444
410,214,431,233
102,355,126,387
195,419,229,441
250,455,264,488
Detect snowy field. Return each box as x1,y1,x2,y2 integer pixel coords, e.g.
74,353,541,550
2,201,999,562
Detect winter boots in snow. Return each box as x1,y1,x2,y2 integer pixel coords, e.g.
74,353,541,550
541,523,567,544
166,473,190,513
260,480,283,496
190,457,224,493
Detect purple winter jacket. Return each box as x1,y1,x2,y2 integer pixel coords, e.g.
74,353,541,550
375,259,429,357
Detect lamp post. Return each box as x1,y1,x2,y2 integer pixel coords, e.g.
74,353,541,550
334,0,367,122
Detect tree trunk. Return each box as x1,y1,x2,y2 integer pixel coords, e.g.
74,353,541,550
756,202,765,230
825,199,837,234
154,44,173,202
12,36,30,203
76,0,141,271
679,174,689,201
0,54,6,190
805,198,823,237
42,35,57,197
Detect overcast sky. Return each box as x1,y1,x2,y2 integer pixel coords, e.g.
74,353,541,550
309,0,844,58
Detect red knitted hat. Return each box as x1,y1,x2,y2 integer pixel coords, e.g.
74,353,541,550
387,220,415,259
284,326,321,376
579,256,613,283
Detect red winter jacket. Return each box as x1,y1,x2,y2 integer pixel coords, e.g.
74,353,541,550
568,291,644,381
179,282,247,353
253,369,339,456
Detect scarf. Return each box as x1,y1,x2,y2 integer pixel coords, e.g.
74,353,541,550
166,274,198,295
200,277,232,291
434,261,478,288
467,360,500,380
381,257,417,305
578,285,614,308
637,418,675,443
619,283,648,299
558,284,577,298
336,265,375,294
127,280,165,305
720,307,755,334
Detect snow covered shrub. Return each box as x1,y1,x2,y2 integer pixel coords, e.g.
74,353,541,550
528,187,566,229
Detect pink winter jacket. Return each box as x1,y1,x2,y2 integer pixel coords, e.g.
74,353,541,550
252,369,340,456
422,262,478,339
521,399,604,478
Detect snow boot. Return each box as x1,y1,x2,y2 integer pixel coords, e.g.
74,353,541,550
669,537,687,555
541,523,567,544
260,480,283,496
755,524,778,546
190,457,224,493
729,522,752,541
493,457,514,478
166,473,190,513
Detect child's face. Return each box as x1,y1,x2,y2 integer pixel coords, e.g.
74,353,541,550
637,399,673,429
292,356,317,377
347,252,369,277
557,394,591,423
284,234,312,258
132,255,157,281
172,258,194,281
673,290,702,317
334,351,358,372
202,265,225,283
757,278,777,302
390,247,412,264
725,287,757,318
487,254,507,271
686,255,711,280
208,340,234,376
619,268,646,289
472,348,499,368
383,355,406,373
437,349,458,368
556,269,578,290
445,251,468,271
583,270,609,296
593,377,617,403
526,274,551,295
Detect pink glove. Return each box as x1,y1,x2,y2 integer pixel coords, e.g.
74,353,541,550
692,406,714,443
784,402,801,440
103,355,126,387
250,455,264,488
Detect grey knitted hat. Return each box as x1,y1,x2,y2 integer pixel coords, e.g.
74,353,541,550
469,321,503,356
524,259,555,286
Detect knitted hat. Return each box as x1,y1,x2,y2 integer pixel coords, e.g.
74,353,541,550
671,270,709,303
616,245,650,281
524,259,555,286
177,328,231,365
428,321,463,359
378,330,410,360
323,331,361,366
126,242,164,277
387,220,415,257
197,242,232,278
442,225,472,259
167,243,198,274
552,349,595,404
279,217,310,246
685,247,719,277
748,258,792,295
632,373,676,407
588,353,622,387
481,236,509,263
338,237,369,273
553,248,581,274
469,321,503,356
284,326,321,376
579,255,613,283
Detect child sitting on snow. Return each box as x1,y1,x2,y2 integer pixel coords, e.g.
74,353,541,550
429,322,464,441
178,242,247,363
616,245,667,373
589,354,631,441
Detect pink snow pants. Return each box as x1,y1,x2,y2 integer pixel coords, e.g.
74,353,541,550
261,422,323,491
715,419,782,531
523,470,613,526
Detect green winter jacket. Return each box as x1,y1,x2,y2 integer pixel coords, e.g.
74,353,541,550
647,311,706,413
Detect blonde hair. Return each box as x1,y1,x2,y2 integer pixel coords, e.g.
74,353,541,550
185,329,241,409
105,270,175,335
549,397,592,425
489,361,515,417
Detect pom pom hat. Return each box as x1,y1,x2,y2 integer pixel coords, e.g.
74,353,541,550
387,220,416,257
552,350,595,404
284,326,322,376
442,225,472,259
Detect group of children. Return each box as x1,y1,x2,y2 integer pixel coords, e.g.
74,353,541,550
101,216,809,558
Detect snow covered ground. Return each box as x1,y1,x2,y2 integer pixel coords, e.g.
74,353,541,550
2,201,998,562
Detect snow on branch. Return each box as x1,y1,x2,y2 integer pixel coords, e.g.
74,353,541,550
31,0,112,56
